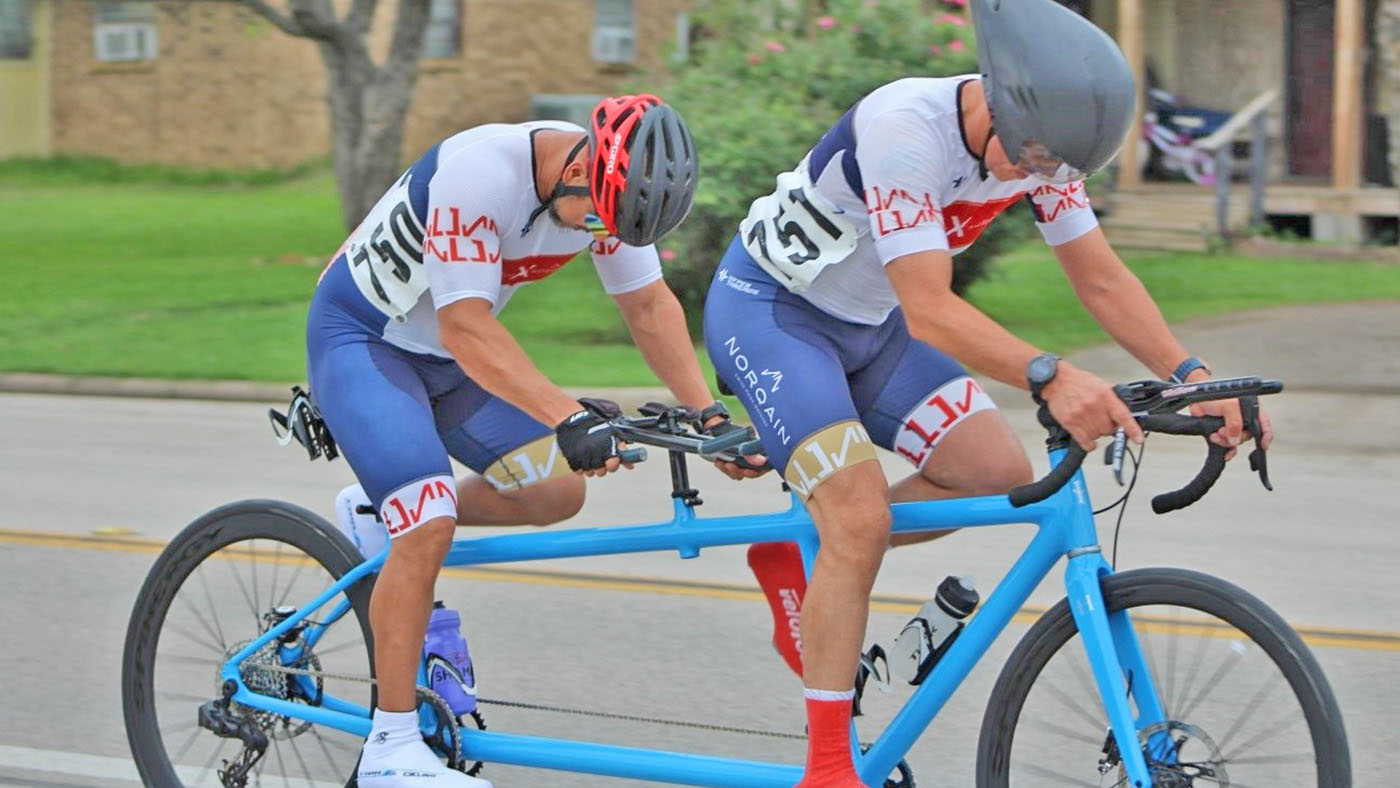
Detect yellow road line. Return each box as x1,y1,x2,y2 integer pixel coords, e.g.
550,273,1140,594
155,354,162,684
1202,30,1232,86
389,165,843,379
4,527,1397,652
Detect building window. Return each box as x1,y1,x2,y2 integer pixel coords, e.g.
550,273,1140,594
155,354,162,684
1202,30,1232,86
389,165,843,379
423,0,461,59
592,0,635,64
532,94,604,129
0,0,32,60
94,1,158,62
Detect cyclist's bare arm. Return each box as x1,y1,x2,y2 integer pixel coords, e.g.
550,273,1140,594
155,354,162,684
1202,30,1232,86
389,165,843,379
613,280,768,478
437,297,583,427
885,250,1140,448
1051,228,1192,379
612,279,714,413
1051,228,1268,450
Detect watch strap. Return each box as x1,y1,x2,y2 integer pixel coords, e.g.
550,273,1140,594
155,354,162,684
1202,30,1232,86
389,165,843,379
1170,356,1210,384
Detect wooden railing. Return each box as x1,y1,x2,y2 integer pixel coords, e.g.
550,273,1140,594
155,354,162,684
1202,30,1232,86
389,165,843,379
1194,89,1279,237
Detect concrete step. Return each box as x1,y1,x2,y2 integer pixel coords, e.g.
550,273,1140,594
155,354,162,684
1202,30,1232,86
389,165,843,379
1103,226,1211,253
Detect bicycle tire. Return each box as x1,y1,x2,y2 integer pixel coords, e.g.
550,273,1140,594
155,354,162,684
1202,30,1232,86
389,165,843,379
122,499,377,787
976,567,1349,787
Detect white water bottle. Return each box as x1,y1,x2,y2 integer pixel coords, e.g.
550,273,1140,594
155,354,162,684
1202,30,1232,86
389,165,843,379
888,575,979,685
334,483,388,559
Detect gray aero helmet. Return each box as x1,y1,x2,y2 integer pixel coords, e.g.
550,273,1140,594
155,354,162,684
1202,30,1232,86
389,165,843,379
589,94,700,247
970,0,1136,179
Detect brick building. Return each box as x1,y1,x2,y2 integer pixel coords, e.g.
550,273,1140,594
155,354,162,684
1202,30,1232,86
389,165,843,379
0,0,691,167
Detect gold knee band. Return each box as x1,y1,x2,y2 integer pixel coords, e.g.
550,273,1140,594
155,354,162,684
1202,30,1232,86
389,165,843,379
483,434,572,491
783,420,879,500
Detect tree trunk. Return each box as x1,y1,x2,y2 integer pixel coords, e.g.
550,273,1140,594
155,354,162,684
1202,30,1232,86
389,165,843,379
225,0,430,229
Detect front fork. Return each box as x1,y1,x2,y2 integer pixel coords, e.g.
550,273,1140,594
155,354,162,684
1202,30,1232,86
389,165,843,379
1065,553,1172,787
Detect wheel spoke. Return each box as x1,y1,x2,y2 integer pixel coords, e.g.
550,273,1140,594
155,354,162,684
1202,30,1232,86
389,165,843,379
1177,645,1244,720
171,723,205,762
286,731,318,783
251,539,263,626
1164,612,1180,713
198,737,230,785
225,545,265,632
1010,759,1099,786
1217,671,1284,750
195,566,230,649
165,619,225,655
160,652,221,668
1223,710,1306,760
1031,665,1107,731
1173,626,1213,720
311,727,354,779
159,688,218,705
269,541,283,617
1025,718,1105,748
275,557,311,610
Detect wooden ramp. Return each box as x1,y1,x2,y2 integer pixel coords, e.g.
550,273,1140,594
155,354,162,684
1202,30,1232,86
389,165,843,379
1101,185,1247,252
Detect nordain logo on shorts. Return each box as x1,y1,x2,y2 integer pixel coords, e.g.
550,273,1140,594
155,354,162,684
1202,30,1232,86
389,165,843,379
717,268,760,295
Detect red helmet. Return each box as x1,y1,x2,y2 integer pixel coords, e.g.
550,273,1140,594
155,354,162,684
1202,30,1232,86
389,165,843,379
588,94,699,246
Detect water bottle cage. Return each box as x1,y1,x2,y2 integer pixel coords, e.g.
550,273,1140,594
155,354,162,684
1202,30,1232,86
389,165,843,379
892,617,966,687
269,386,339,462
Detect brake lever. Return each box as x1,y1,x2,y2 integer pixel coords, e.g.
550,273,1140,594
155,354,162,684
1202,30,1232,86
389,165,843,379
1103,428,1127,486
1239,395,1273,491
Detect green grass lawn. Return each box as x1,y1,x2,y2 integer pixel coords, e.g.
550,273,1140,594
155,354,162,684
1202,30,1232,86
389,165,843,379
2,172,1397,385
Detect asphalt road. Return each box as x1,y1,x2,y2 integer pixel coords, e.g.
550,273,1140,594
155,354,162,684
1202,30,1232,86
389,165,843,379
1,305,1398,788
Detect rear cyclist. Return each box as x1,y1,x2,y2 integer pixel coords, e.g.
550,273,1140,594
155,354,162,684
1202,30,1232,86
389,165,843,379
705,2,1271,786
307,94,759,788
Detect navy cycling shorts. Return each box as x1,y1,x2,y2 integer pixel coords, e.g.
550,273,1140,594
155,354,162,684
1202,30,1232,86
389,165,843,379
703,235,998,499
306,256,560,537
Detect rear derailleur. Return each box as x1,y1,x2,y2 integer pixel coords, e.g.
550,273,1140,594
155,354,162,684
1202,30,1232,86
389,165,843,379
197,680,267,788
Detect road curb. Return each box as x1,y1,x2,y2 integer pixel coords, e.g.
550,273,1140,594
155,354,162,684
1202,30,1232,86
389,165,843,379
0,372,676,413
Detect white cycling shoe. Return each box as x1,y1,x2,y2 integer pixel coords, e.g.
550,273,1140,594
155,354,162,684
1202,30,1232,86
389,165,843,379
357,736,492,788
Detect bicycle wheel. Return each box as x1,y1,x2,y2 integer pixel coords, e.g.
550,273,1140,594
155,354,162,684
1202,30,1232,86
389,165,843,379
977,568,1349,787
123,499,376,787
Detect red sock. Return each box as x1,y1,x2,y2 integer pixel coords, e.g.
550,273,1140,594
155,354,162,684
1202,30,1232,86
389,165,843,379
795,690,869,788
748,541,807,677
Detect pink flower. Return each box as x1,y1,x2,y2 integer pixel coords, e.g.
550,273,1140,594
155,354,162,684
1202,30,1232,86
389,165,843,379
747,53,763,65
764,40,786,53
928,44,943,55
817,16,838,29
865,0,878,7
937,13,967,26
949,39,966,52
660,249,677,262
945,0,968,6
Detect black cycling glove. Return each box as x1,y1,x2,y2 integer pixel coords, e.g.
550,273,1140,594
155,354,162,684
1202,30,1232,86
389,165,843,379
555,409,621,471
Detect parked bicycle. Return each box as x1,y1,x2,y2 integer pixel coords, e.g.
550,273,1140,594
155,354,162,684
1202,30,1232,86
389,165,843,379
122,375,1348,787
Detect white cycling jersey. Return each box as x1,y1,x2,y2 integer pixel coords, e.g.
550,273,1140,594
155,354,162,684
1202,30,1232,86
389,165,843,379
740,76,1099,325
334,120,662,357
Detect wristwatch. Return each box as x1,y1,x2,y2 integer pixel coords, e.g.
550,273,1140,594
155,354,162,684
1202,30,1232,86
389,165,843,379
698,400,730,426
1027,353,1060,402
1170,356,1211,384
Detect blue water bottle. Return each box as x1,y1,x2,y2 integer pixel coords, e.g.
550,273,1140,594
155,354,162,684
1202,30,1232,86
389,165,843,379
423,601,477,715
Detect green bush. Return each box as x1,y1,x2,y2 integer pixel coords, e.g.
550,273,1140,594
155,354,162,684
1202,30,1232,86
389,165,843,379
646,0,1035,328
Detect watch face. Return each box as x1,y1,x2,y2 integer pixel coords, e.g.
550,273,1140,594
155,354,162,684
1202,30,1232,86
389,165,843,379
1029,354,1058,384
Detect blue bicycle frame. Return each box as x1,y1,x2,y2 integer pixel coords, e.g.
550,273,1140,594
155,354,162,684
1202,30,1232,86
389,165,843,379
221,446,1167,788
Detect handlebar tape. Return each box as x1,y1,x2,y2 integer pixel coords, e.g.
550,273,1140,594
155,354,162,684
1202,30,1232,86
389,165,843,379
1009,443,1088,507
1152,441,1228,514
1139,414,1226,514
1138,413,1223,436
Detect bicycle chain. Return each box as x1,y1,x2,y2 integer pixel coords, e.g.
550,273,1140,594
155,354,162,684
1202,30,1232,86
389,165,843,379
241,662,807,741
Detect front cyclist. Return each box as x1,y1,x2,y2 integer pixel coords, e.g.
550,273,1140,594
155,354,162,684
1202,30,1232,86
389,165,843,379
704,2,1272,786
308,95,755,788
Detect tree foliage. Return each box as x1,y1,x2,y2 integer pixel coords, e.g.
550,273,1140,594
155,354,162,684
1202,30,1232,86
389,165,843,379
645,0,1035,326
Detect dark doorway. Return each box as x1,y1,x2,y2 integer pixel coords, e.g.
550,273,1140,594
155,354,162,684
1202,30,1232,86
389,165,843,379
1286,0,1334,177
